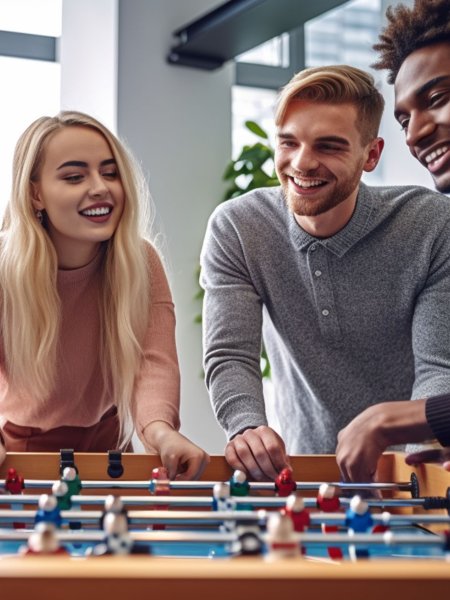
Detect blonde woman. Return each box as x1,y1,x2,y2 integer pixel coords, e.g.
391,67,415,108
0,111,208,479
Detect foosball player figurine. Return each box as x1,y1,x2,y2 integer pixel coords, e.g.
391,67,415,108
60,467,82,532
213,482,237,534
266,512,300,560
229,470,250,496
317,483,341,513
100,494,128,529
275,467,297,497
91,510,149,556
151,466,170,495
103,511,134,555
229,470,252,511
52,480,70,510
5,467,25,494
316,483,343,559
212,482,232,512
235,521,264,556
35,494,63,529
372,511,391,534
150,466,170,530
62,466,82,497
284,494,310,532
345,495,373,560
5,467,26,528
22,522,68,556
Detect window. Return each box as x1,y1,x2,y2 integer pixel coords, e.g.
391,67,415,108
0,0,61,216
237,34,290,68
232,0,383,181
0,0,61,35
305,0,381,71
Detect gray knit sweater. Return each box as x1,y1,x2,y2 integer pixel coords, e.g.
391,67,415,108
200,183,450,454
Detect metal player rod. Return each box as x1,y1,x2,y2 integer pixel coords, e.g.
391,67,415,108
9,479,413,492
0,529,235,544
0,528,447,549
297,532,448,548
1,509,450,527
0,493,444,509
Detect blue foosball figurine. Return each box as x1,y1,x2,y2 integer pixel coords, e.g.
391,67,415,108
34,493,63,529
345,495,373,560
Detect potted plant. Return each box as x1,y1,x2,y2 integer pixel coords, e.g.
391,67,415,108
196,121,279,377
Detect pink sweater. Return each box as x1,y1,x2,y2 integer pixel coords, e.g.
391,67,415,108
0,243,180,443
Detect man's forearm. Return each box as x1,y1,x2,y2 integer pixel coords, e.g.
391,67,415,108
425,394,450,446
377,398,433,446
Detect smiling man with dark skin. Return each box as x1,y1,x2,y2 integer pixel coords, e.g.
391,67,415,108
336,0,450,476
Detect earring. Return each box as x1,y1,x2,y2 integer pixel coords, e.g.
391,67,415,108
36,209,43,224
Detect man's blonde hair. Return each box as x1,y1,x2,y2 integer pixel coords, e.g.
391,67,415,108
275,65,384,145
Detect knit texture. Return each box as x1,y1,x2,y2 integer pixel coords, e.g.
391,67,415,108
201,183,450,454
0,243,180,443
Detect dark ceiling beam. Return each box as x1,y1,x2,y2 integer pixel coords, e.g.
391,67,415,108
167,0,348,70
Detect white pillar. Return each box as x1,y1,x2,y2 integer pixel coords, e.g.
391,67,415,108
117,0,231,453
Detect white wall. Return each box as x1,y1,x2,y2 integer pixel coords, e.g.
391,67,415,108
60,0,118,131
117,0,231,453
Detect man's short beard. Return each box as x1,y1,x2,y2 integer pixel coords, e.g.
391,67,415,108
281,171,361,217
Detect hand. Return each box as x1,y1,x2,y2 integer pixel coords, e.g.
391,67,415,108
0,441,5,467
336,404,387,483
143,421,210,480
225,425,291,481
336,399,431,482
405,447,450,471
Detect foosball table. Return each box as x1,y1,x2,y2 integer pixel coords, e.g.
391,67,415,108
0,451,449,600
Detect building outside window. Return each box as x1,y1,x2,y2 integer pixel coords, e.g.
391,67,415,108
232,0,383,182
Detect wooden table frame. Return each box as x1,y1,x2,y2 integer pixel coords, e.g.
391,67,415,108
0,451,449,600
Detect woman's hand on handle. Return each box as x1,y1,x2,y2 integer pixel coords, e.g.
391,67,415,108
143,421,210,480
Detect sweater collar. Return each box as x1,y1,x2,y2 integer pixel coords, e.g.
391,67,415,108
287,182,376,257
57,246,104,285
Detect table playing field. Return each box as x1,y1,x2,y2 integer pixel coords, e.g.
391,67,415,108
0,452,449,600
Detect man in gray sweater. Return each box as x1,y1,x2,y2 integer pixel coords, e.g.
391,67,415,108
200,64,450,482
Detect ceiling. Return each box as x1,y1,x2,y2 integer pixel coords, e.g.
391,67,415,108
167,0,348,70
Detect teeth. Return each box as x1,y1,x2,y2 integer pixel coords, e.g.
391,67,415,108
425,145,448,164
293,177,325,188
82,207,111,216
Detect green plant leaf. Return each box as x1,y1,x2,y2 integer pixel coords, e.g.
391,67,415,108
245,120,268,139
240,144,273,165
199,120,278,378
222,160,236,180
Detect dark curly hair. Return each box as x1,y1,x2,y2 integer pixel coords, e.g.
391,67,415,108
372,0,450,84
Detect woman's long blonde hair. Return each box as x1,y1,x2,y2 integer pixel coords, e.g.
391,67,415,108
0,111,152,446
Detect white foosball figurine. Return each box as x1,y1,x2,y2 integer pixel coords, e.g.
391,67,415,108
103,511,134,555
266,512,300,559
22,522,68,555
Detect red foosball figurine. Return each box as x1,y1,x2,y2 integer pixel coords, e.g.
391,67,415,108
151,466,170,530
316,483,343,560
284,494,310,532
5,468,25,495
275,467,297,497
316,483,340,513
152,466,170,495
